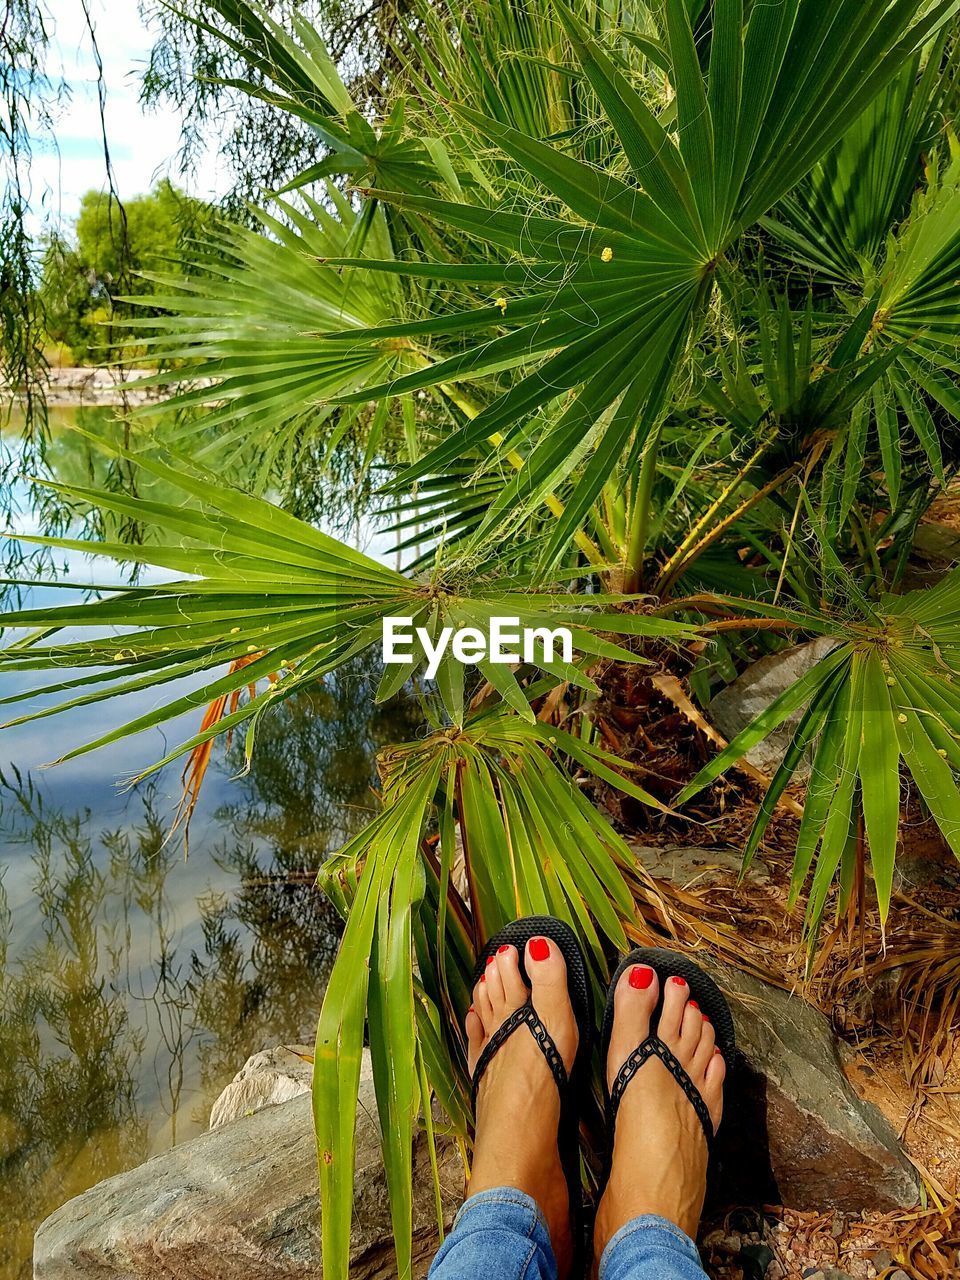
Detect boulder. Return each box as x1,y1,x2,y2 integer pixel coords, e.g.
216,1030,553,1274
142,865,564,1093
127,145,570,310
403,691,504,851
637,848,918,1209
634,842,772,888
34,1049,462,1280
209,1044,313,1129
709,638,838,776
703,958,918,1213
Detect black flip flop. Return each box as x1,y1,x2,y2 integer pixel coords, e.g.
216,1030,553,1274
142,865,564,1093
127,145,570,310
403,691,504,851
470,915,593,1268
600,948,735,1158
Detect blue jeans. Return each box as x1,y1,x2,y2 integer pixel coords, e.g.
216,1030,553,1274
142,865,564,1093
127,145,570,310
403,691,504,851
428,1188,708,1279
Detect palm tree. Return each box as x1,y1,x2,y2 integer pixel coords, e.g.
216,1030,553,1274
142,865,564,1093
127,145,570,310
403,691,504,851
5,1,960,1274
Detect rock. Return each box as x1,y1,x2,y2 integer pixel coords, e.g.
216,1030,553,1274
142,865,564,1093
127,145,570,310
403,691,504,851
34,1048,461,1280
896,814,958,891
209,1044,313,1129
871,1248,894,1272
708,638,838,776
634,843,771,888
703,959,919,1214
738,1242,774,1280
889,1271,910,1280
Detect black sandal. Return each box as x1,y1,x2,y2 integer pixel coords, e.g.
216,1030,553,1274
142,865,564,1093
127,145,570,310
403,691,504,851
600,948,735,1156
470,915,593,1269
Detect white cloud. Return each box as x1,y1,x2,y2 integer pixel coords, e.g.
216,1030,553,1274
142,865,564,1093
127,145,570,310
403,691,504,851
28,0,231,237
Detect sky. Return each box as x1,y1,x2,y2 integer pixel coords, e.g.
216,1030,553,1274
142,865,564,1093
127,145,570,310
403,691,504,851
28,0,229,237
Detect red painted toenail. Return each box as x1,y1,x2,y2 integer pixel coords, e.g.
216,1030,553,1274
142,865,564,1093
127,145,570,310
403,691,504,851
485,955,495,966
689,1000,699,1010
671,976,687,987
714,1047,722,1055
468,1005,474,1013
479,974,485,983
529,937,549,961
629,965,654,989
704,1015,711,1023
497,944,511,954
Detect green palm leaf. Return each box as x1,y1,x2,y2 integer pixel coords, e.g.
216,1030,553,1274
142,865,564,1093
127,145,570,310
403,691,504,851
763,35,958,282
314,706,655,1278
0,443,693,766
678,569,960,941
333,0,957,560
124,188,416,486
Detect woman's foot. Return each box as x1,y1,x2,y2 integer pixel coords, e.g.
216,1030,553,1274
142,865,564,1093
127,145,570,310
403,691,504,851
594,964,726,1257
465,935,579,1278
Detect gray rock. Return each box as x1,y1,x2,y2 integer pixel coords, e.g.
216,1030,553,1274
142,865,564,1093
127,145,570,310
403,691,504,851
34,1049,461,1280
635,842,771,887
209,1044,313,1129
704,959,919,1213
709,638,838,776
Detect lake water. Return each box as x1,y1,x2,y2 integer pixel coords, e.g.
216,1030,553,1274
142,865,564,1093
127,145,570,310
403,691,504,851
0,406,416,1277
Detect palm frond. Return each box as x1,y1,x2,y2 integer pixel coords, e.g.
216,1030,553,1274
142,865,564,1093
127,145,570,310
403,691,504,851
763,33,960,282
0,442,693,769
680,568,960,940
123,188,415,486
313,706,653,1278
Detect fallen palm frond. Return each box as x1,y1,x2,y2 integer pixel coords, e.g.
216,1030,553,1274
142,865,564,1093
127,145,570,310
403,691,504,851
170,652,272,847
751,1201,960,1280
838,900,960,1091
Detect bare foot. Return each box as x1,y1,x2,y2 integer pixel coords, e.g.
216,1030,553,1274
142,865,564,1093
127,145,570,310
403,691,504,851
594,963,726,1256
465,935,579,1278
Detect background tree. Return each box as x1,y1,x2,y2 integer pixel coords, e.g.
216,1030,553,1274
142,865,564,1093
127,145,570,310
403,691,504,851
39,179,216,363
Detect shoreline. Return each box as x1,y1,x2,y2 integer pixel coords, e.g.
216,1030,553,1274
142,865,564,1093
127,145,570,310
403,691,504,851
3,366,165,408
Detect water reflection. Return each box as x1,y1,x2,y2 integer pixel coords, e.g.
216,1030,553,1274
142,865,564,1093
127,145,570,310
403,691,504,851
0,659,421,1280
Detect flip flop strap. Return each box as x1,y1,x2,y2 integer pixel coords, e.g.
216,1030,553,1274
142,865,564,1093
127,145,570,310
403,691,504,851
610,1036,714,1148
470,1003,568,1112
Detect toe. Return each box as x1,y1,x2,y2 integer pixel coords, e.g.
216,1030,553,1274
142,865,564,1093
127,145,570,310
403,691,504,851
704,1048,726,1128
691,1015,715,1079
466,1006,485,1075
495,944,528,1010
659,973,690,1045
475,973,494,1031
484,954,506,1013
678,998,703,1057
526,934,578,1072
607,962,658,1091
525,934,566,989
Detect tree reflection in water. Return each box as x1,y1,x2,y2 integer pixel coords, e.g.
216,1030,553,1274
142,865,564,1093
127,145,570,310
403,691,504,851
0,656,421,1279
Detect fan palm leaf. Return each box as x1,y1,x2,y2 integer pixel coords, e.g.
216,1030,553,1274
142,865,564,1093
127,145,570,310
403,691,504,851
313,705,654,1278
0,441,693,772
327,0,958,565
679,566,960,941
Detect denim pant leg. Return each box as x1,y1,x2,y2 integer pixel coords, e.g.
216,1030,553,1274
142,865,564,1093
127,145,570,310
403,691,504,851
428,1188,558,1280
599,1214,708,1280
